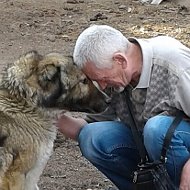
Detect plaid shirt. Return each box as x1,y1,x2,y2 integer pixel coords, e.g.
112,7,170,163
86,36,190,129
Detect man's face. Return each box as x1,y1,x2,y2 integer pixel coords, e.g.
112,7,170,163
82,61,128,92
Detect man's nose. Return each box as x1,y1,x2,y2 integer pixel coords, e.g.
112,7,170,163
98,81,107,90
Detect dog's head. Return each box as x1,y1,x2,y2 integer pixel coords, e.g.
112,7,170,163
1,51,108,113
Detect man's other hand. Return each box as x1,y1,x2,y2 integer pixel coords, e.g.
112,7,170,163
180,159,190,190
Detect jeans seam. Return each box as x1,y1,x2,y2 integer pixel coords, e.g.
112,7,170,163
175,131,190,150
106,143,137,154
170,146,177,184
175,130,190,136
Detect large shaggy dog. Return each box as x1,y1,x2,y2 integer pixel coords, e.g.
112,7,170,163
0,51,107,190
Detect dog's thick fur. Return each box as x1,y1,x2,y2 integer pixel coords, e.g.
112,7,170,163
0,51,107,190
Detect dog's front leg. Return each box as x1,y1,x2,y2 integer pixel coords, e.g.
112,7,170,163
0,147,14,187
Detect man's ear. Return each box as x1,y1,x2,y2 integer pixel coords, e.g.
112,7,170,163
113,52,127,69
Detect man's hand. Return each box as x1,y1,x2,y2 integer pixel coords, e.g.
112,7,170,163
180,159,190,190
56,114,87,141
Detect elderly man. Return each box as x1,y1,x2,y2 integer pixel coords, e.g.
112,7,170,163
57,25,190,190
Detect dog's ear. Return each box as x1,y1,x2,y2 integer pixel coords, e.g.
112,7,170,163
38,63,60,90
36,53,72,107
38,53,62,90
38,53,73,91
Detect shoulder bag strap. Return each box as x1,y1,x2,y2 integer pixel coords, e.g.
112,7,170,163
125,88,184,163
125,89,149,163
160,111,184,162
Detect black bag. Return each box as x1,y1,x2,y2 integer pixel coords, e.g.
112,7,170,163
124,89,183,190
133,161,177,190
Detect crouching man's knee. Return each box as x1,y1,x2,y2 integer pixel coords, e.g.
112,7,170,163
143,115,174,160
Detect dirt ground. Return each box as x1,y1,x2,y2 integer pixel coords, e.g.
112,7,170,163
0,0,190,189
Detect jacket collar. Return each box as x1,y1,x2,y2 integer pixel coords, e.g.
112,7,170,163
128,38,153,89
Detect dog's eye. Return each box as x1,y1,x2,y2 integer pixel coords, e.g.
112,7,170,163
82,78,88,84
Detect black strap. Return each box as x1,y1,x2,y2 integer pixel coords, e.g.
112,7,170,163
125,88,183,163
160,111,184,162
125,90,148,163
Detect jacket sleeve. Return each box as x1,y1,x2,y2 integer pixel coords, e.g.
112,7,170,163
84,105,118,123
175,69,190,117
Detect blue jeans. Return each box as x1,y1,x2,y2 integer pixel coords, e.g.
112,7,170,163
78,116,190,190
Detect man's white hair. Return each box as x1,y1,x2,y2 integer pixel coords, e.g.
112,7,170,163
73,25,129,69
